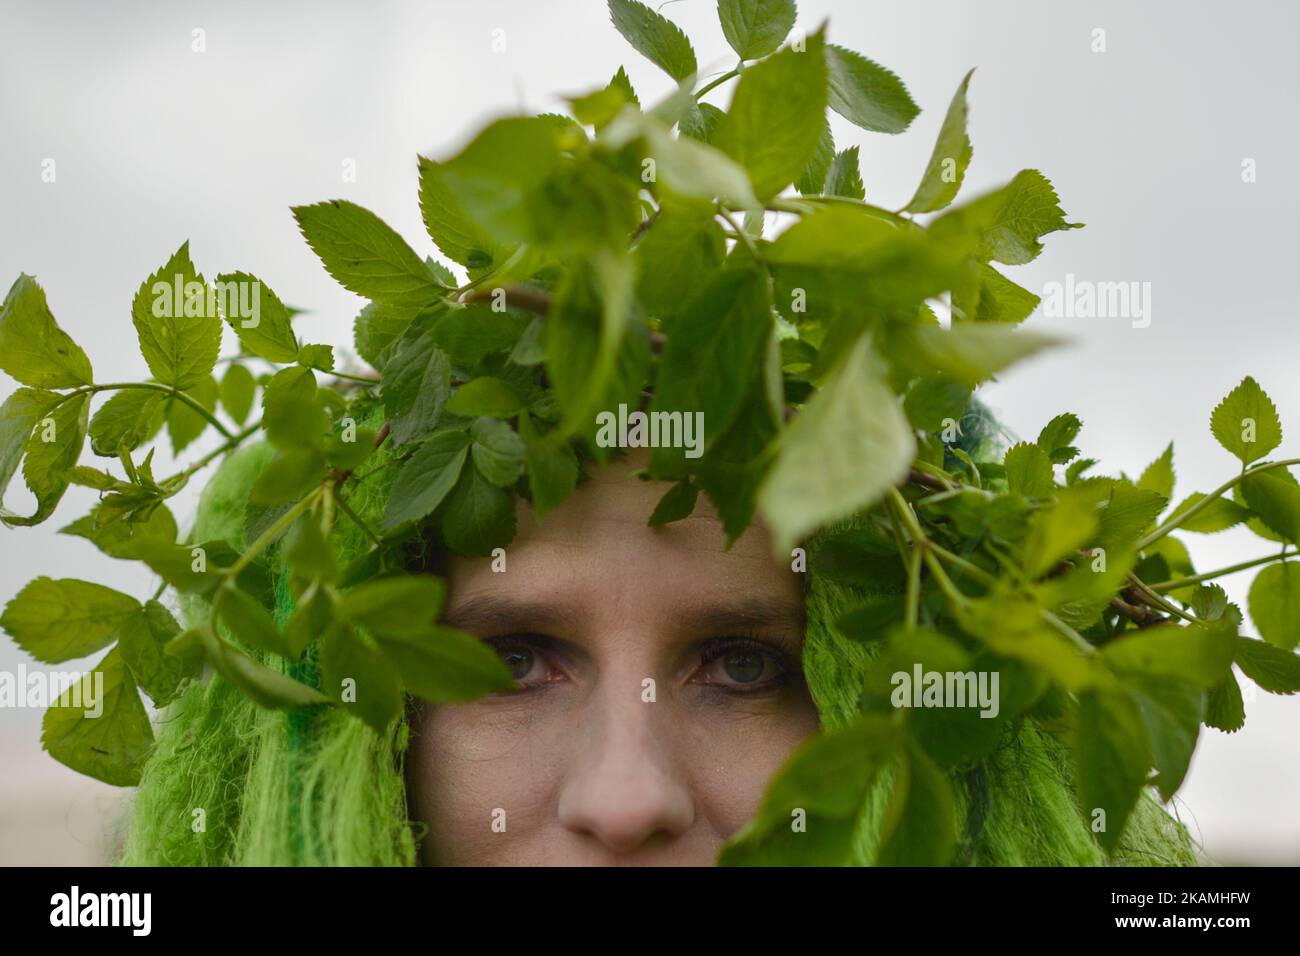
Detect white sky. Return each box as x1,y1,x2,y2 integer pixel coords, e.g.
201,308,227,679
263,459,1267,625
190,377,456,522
1,0,1297,863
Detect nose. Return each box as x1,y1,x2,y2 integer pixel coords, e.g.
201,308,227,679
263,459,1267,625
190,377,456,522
556,680,695,856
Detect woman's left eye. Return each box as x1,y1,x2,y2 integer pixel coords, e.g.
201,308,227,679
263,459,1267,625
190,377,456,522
691,640,792,691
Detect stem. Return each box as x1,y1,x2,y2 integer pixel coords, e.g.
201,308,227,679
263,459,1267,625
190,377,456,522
1125,573,1196,623
928,542,997,587
1138,457,1300,549
1150,549,1299,593
324,369,379,385
454,244,529,298
717,206,762,264
335,494,383,548
695,67,740,99
227,489,321,578
923,548,968,608
767,195,913,229
58,382,232,438
1041,610,1097,656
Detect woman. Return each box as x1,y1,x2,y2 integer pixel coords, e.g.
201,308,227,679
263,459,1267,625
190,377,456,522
119,401,1196,866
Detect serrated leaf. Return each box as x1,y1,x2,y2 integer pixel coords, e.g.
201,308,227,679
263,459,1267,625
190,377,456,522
1002,442,1055,498
757,336,915,554
375,625,515,702
0,389,58,518
0,274,93,388
795,121,834,194
469,417,526,487
1210,376,1281,466
131,242,222,389
904,69,974,213
715,29,827,201
86,389,163,458
445,376,527,419
718,0,797,60
519,410,578,520
825,44,918,134
165,374,218,454
381,429,470,534
1205,671,1245,732
293,200,446,307
320,623,404,730
0,577,139,663
13,393,88,527
648,480,699,526
905,323,1060,389
262,366,328,450
1136,442,1175,502
632,202,725,318
118,601,187,706
1247,561,1300,649
214,272,299,361
381,318,452,446
1235,636,1300,694
1166,491,1251,534
931,169,1083,265
340,575,445,637
1240,469,1300,545
608,0,697,81
822,146,864,199
417,155,511,271
1075,688,1152,854
42,647,153,787
218,363,256,425
877,742,957,866
217,582,293,658
1102,618,1236,688
440,461,517,556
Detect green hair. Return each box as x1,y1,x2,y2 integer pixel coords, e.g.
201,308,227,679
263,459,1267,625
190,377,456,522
118,400,1197,866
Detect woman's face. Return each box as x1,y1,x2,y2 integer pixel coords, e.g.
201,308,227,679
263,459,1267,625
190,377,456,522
407,450,820,865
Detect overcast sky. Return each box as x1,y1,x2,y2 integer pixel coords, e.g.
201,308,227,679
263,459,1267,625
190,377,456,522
1,0,1297,863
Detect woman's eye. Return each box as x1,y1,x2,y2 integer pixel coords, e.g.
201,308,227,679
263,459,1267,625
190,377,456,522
499,646,536,682
693,640,791,691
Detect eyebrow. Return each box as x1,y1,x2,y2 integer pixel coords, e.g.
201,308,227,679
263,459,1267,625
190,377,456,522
440,593,805,638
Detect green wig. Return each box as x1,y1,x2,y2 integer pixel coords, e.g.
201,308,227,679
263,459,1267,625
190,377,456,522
118,399,1196,867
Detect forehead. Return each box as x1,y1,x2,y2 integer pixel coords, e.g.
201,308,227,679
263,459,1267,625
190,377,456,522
443,452,804,632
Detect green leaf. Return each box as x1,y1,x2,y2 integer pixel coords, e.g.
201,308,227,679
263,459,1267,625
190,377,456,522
321,624,404,731
217,582,293,658
1095,482,1167,552
953,263,1041,325
131,242,223,390
283,513,337,584
0,388,58,517
931,169,1083,265
199,625,328,709
470,417,526,487
1247,561,1300,649
445,376,527,419
877,742,957,866
715,29,828,201
795,121,834,194
441,461,517,556
649,267,771,470
1002,442,1055,498
1240,469,1300,545
42,647,154,787
341,575,445,637
292,200,446,307
1101,619,1236,688
1137,442,1175,501
213,272,300,362
249,447,326,507
1075,688,1152,854
118,601,187,707
607,0,696,81
375,626,515,702
417,155,510,271
904,69,974,213
354,302,418,369
430,306,531,368
381,430,470,534
825,44,918,134
87,389,163,458
758,336,915,554
60,501,177,559
1036,412,1082,462
1205,671,1245,732
546,251,635,439
381,318,453,446
1125,673,1202,800
1022,491,1099,578
679,101,725,143
823,146,865,199
165,374,218,454
1166,491,1251,534
1235,636,1300,694
519,411,578,520
0,577,139,664
904,323,1061,389
0,274,94,388
1210,376,1281,466
633,116,760,210
648,480,699,526
632,202,725,318
262,367,328,450
218,363,256,426
8,392,89,528
718,0,796,59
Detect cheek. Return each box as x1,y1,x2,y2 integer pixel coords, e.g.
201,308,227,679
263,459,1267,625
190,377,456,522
680,695,823,834
407,702,568,865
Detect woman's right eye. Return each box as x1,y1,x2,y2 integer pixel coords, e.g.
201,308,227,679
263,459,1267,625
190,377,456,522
487,637,564,690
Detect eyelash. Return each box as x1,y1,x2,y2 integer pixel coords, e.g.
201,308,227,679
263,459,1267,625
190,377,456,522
482,634,799,697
